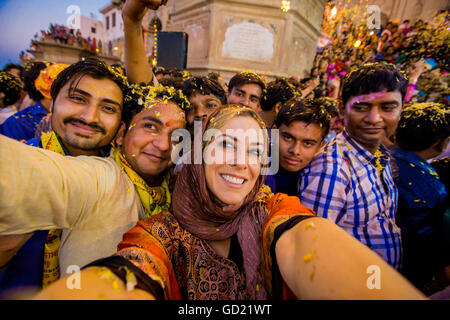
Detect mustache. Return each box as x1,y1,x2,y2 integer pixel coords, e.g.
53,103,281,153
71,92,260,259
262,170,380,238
63,118,106,134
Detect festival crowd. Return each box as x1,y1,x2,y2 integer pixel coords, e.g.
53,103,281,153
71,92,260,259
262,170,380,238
27,23,115,56
0,0,448,301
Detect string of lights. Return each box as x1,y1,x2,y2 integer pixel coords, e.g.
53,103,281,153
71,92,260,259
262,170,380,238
152,16,158,66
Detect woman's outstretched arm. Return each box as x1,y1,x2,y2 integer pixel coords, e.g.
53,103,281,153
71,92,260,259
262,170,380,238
276,217,426,299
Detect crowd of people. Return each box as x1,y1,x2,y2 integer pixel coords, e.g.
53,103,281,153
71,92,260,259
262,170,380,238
0,0,448,301
29,23,115,56
311,6,449,107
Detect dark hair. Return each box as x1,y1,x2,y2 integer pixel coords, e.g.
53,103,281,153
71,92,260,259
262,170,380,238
23,61,47,101
182,76,227,104
122,85,190,128
110,63,126,76
395,103,450,151
3,63,24,79
51,58,128,102
207,72,221,81
431,157,450,195
260,79,299,111
341,63,409,107
228,71,266,94
0,71,23,107
170,69,192,80
313,97,339,117
300,77,313,84
159,77,185,90
274,98,331,139
153,66,165,75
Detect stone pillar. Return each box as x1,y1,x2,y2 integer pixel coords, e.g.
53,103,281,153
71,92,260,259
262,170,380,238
161,0,327,80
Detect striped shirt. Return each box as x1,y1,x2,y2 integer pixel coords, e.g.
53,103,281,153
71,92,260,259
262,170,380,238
299,130,402,269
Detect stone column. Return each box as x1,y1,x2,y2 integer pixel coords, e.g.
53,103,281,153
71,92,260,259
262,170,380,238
162,0,327,80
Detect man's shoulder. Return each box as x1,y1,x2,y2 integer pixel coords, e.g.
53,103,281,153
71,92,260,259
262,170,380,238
13,103,41,115
75,154,120,170
64,154,123,180
0,103,45,132
309,136,349,168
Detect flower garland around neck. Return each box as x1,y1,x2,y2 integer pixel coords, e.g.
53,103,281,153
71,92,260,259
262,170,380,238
113,147,171,218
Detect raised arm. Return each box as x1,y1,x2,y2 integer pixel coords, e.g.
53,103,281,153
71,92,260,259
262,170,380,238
276,217,426,299
122,0,168,84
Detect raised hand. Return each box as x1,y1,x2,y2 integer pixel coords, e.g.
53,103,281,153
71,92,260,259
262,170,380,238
408,59,426,84
122,0,168,84
122,0,168,22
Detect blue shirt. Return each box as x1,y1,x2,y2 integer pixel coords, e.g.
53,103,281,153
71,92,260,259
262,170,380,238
299,130,402,269
265,168,301,196
389,146,449,286
0,102,48,141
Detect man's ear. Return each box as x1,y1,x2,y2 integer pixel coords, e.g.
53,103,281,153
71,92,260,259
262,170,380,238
434,137,450,153
114,121,126,147
274,102,282,114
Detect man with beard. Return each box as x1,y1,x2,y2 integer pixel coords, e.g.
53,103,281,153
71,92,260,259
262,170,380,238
0,57,131,293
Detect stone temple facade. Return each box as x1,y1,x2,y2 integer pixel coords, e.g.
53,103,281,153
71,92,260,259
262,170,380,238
147,0,328,81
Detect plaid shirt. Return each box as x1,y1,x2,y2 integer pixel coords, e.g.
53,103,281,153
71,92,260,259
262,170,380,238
299,130,402,269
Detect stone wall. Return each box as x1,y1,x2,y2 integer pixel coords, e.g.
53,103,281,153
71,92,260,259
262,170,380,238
151,0,328,80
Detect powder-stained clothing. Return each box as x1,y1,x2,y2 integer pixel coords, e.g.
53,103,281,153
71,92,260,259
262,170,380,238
0,134,144,276
299,130,402,269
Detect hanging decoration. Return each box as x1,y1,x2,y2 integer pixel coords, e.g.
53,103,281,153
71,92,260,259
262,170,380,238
152,16,158,67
